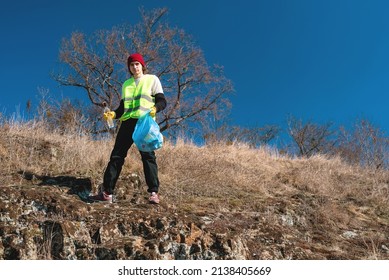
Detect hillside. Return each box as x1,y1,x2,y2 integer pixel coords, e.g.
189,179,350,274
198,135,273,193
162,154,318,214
1,121,389,259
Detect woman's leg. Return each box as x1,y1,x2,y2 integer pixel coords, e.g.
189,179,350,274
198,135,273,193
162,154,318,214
139,150,159,194
103,119,137,194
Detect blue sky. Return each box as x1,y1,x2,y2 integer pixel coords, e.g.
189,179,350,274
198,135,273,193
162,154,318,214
1,0,389,138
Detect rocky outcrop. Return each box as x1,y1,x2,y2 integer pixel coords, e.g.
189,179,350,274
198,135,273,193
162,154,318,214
0,173,249,260
2,170,389,260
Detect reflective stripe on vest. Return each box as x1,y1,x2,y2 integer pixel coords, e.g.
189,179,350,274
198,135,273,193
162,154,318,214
120,75,155,121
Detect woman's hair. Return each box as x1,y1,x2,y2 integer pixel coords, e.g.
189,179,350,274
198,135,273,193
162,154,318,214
143,66,148,74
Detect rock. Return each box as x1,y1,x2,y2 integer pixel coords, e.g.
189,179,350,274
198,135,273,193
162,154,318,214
342,231,358,239
281,214,294,226
0,183,249,260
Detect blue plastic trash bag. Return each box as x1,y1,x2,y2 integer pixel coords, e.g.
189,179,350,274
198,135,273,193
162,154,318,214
132,111,163,152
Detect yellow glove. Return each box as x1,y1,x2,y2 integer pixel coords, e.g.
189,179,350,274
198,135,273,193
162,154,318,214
149,107,157,117
103,111,115,120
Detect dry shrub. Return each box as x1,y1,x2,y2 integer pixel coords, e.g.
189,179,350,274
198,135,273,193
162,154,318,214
158,139,296,211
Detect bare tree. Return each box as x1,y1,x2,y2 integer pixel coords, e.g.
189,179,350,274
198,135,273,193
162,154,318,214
287,115,337,157
201,115,280,147
336,119,389,169
35,88,91,134
53,7,233,133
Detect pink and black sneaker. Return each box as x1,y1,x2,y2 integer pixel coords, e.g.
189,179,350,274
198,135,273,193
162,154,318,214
148,192,160,204
88,191,113,203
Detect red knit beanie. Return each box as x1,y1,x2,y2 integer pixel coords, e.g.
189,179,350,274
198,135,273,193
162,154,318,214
127,53,146,71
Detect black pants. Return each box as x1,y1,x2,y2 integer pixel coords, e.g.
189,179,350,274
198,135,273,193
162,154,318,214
103,118,159,194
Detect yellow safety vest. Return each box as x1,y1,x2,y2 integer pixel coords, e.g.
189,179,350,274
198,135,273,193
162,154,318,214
120,75,155,121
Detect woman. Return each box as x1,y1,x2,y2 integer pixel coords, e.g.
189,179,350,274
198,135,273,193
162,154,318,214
89,53,167,204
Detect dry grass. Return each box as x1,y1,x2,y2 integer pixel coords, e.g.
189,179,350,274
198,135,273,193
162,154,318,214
1,120,389,258
0,120,114,179
2,120,389,211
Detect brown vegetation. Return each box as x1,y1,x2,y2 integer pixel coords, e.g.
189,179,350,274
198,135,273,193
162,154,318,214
1,120,389,259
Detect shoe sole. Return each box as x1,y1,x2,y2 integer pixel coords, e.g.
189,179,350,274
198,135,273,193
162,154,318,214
149,201,159,204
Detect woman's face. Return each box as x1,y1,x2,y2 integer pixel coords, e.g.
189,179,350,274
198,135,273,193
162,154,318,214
130,61,143,77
